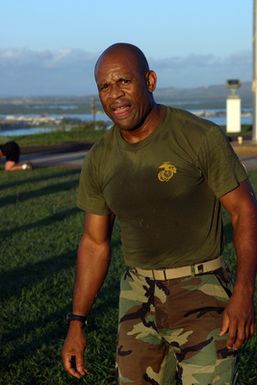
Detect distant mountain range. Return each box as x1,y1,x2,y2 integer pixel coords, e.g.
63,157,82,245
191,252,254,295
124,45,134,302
0,81,252,114
154,81,252,109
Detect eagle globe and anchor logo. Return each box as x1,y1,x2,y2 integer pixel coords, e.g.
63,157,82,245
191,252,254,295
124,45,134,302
157,161,177,182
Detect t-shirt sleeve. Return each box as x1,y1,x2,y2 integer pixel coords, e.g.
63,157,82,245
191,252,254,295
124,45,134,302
197,125,248,198
77,149,111,215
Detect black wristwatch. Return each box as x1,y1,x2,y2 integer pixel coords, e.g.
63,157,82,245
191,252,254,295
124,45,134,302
66,312,87,325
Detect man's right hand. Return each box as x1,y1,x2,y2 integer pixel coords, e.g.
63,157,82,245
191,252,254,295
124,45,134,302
61,322,88,379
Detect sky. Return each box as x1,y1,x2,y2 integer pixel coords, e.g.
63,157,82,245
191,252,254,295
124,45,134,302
0,0,253,96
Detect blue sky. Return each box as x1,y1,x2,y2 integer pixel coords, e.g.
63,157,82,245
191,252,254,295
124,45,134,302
0,0,253,96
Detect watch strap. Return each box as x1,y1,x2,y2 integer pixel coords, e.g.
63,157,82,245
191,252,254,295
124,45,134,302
66,312,87,324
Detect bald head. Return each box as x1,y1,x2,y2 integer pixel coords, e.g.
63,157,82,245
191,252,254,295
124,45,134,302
94,42,158,134
94,43,150,79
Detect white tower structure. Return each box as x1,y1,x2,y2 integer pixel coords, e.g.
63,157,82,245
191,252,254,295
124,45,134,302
252,0,257,141
226,79,241,133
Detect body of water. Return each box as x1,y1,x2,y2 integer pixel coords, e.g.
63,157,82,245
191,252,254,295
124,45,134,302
0,127,54,137
0,110,252,137
0,113,109,121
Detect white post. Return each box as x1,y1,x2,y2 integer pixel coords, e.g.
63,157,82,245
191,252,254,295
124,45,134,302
252,0,257,141
226,97,241,133
226,80,241,133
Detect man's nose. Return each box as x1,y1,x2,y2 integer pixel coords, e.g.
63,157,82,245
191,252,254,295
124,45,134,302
109,84,124,99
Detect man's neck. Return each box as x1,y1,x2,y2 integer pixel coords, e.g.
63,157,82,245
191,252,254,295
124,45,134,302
120,104,163,144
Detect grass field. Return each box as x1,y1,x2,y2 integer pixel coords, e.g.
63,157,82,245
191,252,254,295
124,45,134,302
0,123,252,148
0,167,257,385
0,122,108,147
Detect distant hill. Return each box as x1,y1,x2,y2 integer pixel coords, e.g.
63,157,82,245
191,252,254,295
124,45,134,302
155,81,252,110
0,82,252,114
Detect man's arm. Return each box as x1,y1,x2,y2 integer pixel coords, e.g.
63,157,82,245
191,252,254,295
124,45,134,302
219,179,257,350
5,160,31,171
61,212,114,379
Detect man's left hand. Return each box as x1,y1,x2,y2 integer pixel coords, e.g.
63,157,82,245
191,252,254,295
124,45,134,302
220,290,255,350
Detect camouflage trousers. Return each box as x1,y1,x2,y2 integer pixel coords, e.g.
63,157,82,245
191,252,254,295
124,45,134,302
116,267,238,385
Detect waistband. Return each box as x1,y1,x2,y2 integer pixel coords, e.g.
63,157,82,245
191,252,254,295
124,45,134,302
131,256,224,280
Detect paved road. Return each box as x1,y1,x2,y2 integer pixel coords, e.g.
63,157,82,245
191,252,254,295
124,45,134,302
240,155,257,171
20,147,257,171
21,149,87,169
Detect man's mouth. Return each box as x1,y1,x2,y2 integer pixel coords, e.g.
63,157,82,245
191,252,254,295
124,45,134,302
111,103,131,119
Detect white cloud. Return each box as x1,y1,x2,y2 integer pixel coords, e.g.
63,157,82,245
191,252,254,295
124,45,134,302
0,48,251,96
151,51,251,88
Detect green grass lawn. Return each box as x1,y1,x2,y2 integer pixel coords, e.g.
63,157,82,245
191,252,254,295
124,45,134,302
0,123,252,149
0,122,108,147
0,167,257,385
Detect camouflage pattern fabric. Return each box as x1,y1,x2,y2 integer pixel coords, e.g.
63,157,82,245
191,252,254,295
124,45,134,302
116,267,238,385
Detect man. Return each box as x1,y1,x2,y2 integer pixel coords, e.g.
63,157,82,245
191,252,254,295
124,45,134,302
0,141,32,171
62,43,257,385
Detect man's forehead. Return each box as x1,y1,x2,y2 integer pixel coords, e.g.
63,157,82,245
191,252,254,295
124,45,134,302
94,44,150,84
97,49,137,68
95,53,139,80
97,70,133,84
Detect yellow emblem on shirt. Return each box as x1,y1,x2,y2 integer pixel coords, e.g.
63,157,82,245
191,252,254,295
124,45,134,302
157,162,177,182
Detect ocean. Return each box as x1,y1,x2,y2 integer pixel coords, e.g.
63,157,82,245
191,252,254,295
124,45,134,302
0,109,252,137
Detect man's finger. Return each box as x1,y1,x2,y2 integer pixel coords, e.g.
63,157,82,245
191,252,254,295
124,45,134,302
63,355,81,378
226,321,237,349
63,354,86,379
75,353,88,376
244,323,250,340
219,312,229,336
233,321,245,350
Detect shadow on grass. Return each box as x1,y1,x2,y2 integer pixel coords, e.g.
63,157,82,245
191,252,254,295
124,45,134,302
0,207,81,239
0,179,79,207
1,275,120,371
0,168,80,190
0,250,76,300
0,240,122,302
0,305,71,369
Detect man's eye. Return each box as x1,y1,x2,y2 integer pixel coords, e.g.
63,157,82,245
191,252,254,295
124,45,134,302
100,84,109,91
120,79,130,85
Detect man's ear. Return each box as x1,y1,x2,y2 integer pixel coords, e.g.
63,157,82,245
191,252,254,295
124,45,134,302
145,70,157,92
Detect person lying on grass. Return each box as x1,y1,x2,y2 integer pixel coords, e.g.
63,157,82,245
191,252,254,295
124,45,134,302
0,141,32,171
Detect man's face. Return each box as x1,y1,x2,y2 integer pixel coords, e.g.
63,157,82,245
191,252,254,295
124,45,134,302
95,51,156,132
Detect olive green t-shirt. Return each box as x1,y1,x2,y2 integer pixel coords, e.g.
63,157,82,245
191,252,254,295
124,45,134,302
77,106,247,268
